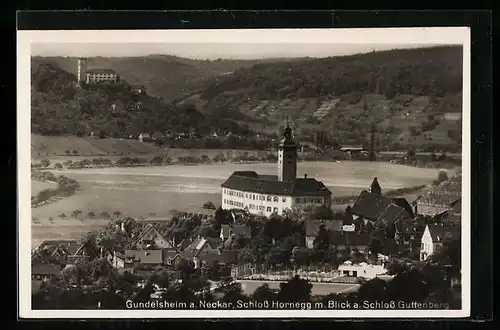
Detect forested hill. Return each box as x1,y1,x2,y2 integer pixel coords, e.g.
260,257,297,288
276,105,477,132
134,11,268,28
199,46,463,101
30,55,302,101
30,62,253,137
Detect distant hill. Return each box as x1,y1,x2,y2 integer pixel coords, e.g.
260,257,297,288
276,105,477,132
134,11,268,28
184,46,463,151
30,62,254,138
30,55,300,101
31,47,463,152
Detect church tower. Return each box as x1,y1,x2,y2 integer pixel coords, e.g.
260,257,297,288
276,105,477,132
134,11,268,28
77,57,88,84
277,120,298,182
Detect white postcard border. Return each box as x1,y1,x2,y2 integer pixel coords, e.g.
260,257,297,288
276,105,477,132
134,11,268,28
17,27,471,319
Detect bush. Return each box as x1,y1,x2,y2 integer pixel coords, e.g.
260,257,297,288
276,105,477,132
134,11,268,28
54,163,63,169
100,212,110,219
88,211,96,218
203,201,216,210
437,170,449,183
59,213,67,218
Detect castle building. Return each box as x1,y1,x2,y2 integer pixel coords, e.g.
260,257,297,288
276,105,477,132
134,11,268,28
221,123,332,217
77,58,88,84
76,57,118,84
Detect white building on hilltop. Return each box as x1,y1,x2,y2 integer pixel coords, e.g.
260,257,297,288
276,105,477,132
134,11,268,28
221,123,332,217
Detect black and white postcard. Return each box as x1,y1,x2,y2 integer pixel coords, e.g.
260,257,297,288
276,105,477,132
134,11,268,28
17,27,470,318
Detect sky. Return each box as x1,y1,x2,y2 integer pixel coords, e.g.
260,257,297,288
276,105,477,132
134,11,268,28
31,42,441,60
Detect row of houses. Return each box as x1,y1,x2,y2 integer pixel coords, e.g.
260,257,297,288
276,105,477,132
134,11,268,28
304,175,462,262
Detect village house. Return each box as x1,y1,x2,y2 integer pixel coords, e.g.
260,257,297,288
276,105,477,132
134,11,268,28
305,219,344,249
329,231,371,252
337,261,389,279
130,223,177,250
66,242,101,265
32,240,81,265
413,175,461,217
32,263,63,281
220,224,252,248
420,223,461,261
350,178,414,228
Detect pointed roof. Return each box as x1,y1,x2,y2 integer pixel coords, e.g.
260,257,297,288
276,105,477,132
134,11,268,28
131,223,176,250
370,177,382,195
351,190,392,221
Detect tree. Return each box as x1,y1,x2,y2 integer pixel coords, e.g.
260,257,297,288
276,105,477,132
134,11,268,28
356,277,388,302
40,159,51,168
437,170,449,183
113,211,122,219
313,224,330,251
203,201,216,210
219,282,248,304
100,212,110,219
87,211,96,218
278,275,312,302
252,284,276,302
72,209,83,219
54,163,63,169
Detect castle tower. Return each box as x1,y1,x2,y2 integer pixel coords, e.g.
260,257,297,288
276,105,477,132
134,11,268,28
277,120,298,182
77,57,88,84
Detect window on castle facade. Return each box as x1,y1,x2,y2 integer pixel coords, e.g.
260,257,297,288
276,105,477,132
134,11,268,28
267,196,272,202
267,207,272,212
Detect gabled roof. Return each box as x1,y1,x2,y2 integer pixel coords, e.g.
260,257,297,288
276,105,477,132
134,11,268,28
38,240,80,256
416,204,451,217
132,223,176,249
32,263,62,276
305,219,343,236
391,197,414,218
186,236,222,255
124,249,163,264
427,224,460,243
86,68,116,74
376,204,409,227
416,175,461,206
221,172,331,196
351,190,392,221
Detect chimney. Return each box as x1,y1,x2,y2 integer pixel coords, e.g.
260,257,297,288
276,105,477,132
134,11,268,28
304,174,308,178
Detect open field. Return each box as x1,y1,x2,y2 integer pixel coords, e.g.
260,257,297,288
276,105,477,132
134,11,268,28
31,134,163,159
29,161,455,245
31,218,110,249
237,280,359,296
31,180,57,195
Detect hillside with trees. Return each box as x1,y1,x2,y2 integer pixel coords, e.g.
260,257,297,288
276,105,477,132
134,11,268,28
31,62,254,138
191,46,463,152
30,55,300,101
